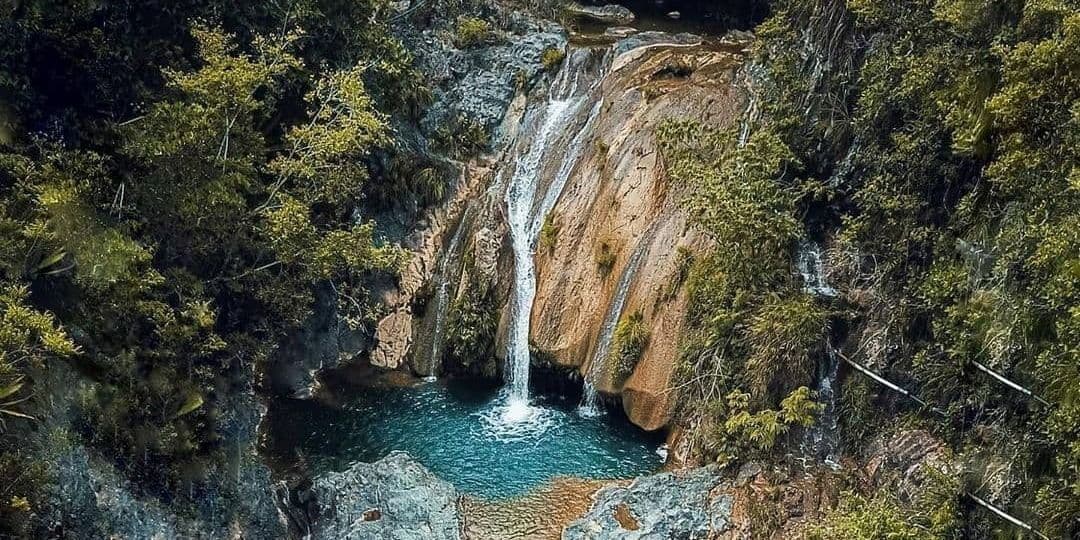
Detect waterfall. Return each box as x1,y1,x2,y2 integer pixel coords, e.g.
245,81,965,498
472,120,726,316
802,347,840,467
797,240,836,297
425,206,473,380
580,222,659,415
500,47,611,422
797,240,840,466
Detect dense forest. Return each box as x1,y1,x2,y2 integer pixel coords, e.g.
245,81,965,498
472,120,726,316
663,0,1078,537
0,0,431,534
0,0,1077,538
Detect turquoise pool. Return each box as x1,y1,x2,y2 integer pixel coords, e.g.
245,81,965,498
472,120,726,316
266,378,664,499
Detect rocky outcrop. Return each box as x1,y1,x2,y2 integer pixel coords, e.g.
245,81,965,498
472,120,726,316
863,429,960,500
564,465,732,539
269,284,374,398
305,452,461,540
564,3,636,26
400,8,567,138
526,39,748,430
368,7,563,376
31,364,284,539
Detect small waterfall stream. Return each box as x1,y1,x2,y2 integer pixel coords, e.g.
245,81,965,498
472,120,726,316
425,205,474,379
797,240,836,297
797,240,840,466
499,47,611,426
804,347,841,467
580,222,660,415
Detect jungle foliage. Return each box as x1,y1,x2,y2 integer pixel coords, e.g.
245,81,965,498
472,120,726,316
0,0,426,533
666,0,1079,536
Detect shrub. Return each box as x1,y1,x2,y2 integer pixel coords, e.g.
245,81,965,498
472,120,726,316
540,47,565,71
539,212,559,254
610,310,650,381
455,17,492,48
744,294,827,402
446,288,497,373
807,492,929,540
595,241,616,277
433,113,490,158
704,386,821,464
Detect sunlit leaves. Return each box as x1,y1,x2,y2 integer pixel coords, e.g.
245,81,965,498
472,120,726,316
658,120,799,287
712,387,822,462
270,65,389,208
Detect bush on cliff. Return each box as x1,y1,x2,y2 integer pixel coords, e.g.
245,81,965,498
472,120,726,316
455,17,494,48
609,310,649,382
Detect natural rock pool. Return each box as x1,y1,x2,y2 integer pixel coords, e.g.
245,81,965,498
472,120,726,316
266,378,665,499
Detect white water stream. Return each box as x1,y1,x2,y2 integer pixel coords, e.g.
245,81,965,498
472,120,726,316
797,240,840,466
425,205,474,379
580,222,659,415
494,47,610,432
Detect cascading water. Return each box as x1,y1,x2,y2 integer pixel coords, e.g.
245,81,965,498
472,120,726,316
797,240,841,466
425,206,473,380
797,240,836,297
496,46,611,431
803,346,841,467
580,222,660,415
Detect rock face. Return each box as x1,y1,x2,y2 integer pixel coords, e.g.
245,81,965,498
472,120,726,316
270,284,373,398
863,429,960,500
525,40,747,430
31,364,284,539
565,3,637,25
563,466,732,539
367,8,563,376
308,452,460,540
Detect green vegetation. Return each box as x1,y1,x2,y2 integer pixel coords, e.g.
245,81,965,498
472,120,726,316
745,294,827,402
445,286,498,376
595,241,617,277
811,469,963,540
0,0,425,534
659,118,818,458
667,0,1080,536
434,112,492,158
609,310,649,381
455,17,494,48
703,387,821,465
540,47,566,71
539,211,560,254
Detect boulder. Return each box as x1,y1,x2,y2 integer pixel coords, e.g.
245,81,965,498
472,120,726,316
563,466,731,539
565,3,636,25
604,26,638,39
309,452,460,540
372,309,415,369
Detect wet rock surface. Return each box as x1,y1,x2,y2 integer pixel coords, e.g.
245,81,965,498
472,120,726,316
308,451,461,540
526,41,745,430
368,4,563,375
563,465,731,539
565,3,636,25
